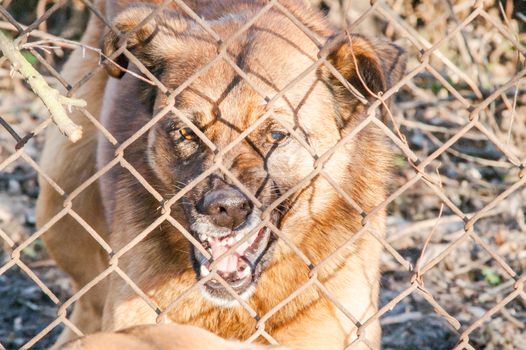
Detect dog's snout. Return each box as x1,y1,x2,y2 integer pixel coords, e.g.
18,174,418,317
201,189,251,229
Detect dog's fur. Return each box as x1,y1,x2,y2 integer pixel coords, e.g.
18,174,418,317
36,1,406,349
62,324,290,350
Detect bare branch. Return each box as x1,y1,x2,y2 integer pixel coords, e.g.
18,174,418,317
0,30,85,142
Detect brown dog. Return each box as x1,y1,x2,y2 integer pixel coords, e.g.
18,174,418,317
36,1,405,349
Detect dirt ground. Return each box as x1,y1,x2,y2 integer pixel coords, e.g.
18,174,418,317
1,0,525,349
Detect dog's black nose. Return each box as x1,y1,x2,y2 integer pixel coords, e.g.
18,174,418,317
201,189,251,229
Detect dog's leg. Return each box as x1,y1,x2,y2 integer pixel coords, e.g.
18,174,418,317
37,128,109,346
35,6,110,347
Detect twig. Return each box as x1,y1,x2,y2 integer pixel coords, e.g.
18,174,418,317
388,207,506,244
500,306,525,329
36,0,53,64
22,38,156,86
497,1,522,146
28,259,57,268
415,166,445,280
0,116,34,150
0,20,69,42
395,118,488,141
445,0,482,82
0,30,85,142
424,129,513,168
380,311,424,325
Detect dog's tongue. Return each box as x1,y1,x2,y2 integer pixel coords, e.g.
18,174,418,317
209,238,239,273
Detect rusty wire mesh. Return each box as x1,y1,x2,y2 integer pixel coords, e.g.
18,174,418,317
0,0,525,349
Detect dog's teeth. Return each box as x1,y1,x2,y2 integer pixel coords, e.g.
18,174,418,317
239,265,250,278
200,265,210,277
235,233,243,241
199,233,206,241
227,237,235,245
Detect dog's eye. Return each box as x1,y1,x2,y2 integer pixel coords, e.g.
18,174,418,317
267,130,289,144
179,127,196,141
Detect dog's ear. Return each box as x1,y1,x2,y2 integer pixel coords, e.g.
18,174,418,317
103,5,188,78
323,33,406,115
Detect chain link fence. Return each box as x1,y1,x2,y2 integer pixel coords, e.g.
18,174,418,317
0,0,525,349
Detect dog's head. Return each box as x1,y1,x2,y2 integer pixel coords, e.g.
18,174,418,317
103,3,405,305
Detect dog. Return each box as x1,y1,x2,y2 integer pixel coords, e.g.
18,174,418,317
36,1,406,349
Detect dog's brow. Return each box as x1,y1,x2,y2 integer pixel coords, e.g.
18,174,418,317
269,109,294,125
176,109,203,123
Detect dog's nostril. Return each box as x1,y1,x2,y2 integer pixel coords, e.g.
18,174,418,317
202,189,251,229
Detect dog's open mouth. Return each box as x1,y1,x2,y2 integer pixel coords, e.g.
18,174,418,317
190,211,275,304
199,226,270,283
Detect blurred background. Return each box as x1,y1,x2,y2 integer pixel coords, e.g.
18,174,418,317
0,0,525,349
